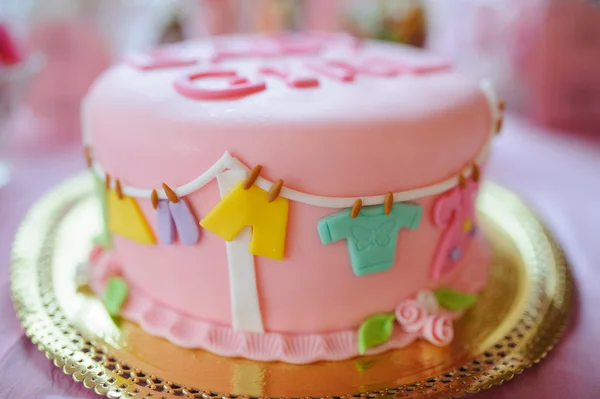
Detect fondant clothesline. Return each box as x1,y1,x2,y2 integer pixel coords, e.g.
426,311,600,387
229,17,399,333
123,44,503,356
86,80,500,208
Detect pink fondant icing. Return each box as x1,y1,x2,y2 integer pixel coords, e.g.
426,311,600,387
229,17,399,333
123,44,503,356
90,251,478,363
83,33,493,362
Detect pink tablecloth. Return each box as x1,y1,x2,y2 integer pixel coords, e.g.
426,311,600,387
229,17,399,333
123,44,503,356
0,115,598,399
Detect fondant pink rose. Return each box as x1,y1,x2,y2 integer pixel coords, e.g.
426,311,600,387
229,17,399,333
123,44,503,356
416,291,439,315
422,315,454,347
395,300,428,333
88,245,104,263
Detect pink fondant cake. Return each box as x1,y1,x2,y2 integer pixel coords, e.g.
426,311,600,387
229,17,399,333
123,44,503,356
81,32,502,364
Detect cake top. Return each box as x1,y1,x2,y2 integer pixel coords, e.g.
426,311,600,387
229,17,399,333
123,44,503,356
87,32,486,126
83,32,498,197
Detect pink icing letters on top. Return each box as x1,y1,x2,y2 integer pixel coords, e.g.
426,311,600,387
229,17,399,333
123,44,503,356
305,60,356,82
362,55,452,76
259,65,320,88
430,177,479,280
174,70,267,100
354,60,402,77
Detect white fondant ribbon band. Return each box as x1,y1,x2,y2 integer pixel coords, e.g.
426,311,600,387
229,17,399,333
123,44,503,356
90,80,500,208
217,170,264,333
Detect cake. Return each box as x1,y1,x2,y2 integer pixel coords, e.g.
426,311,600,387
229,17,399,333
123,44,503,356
81,32,502,364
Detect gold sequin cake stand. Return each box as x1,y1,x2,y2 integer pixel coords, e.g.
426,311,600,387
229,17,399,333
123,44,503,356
10,173,573,398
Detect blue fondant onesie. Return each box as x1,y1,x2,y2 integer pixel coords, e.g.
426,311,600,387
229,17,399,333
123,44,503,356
318,203,423,276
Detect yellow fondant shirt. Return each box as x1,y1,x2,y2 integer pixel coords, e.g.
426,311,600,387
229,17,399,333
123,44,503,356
200,182,289,260
107,189,155,245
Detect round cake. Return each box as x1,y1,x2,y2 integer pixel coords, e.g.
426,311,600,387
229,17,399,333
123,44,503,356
82,32,502,364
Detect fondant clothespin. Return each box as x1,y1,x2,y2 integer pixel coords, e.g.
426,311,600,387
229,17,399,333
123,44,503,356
151,189,159,210
384,192,393,216
267,179,284,203
115,179,123,199
472,163,480,183
105,174,111,190
458,173,467,189
162,183,179,203
496,117,503,134
351,199,363,219
84,146,93,168
243,165,262,190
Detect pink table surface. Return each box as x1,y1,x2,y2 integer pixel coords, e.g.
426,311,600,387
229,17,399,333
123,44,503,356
0,115,598,399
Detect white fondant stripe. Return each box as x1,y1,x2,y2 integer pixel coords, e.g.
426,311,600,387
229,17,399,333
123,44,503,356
89,79,498,208
226,139,492,207
217,170,264,334
92,151,238,199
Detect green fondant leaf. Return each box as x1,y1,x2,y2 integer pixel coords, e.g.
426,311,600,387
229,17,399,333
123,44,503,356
104,277,128,316
434,288,477,311
92,173,112,250
357,313,396,355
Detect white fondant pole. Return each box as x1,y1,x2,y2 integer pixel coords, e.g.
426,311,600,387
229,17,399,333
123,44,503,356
217,170,264,333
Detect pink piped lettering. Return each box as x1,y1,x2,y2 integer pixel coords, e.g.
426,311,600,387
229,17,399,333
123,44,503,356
305,60,356,83
361,56,451,76
174,70,267,100
356,59,403,77
259,65,319,88
410,64,453,74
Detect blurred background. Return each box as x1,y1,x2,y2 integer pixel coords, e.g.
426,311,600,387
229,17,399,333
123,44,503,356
1,0,599,160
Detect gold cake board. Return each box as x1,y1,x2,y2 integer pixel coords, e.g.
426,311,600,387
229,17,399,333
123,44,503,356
10,173,573,398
